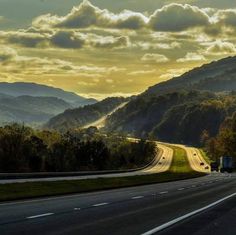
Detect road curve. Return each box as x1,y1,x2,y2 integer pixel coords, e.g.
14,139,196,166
0,143,173,184
175,144,211,173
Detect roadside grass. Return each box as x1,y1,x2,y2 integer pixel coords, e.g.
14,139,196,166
0,172,204,202
0,145,205,202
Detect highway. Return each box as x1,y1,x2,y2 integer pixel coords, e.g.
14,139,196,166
170,143,211,173
0,173,235,235
0,143,173,184
185,147,210,173
83,102,128,129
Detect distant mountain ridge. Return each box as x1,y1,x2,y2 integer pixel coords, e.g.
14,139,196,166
0,82,97,106
145,56,236,96
0,95,72,125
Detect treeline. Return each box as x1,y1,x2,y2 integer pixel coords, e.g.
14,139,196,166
0,124,156,173
204,112,236,162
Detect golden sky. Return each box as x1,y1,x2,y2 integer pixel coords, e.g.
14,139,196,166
0,0,236,99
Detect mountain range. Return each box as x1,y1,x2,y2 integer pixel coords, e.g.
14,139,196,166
0,82,97,126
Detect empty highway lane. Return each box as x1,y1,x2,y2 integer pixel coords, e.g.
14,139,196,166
0,173,235,235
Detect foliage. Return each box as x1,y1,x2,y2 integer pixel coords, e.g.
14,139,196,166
205,112,236,162
0,124,156,173
106,91,236,145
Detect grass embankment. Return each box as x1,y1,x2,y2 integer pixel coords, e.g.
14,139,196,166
169,146,193,173
0,145,205,202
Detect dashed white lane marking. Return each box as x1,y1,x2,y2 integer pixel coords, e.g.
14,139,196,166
159,191,168,194
191,185,196,188
141,192,236,235
74,208,81,211
178,188,185,191
93,203,109,207
27,213,54,219
132,196,144,200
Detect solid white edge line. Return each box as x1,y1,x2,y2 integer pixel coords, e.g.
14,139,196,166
141,192,236,235
27,213,54,219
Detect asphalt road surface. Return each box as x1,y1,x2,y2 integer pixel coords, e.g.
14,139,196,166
0,143,173,184
0,173,235,235
83,102,128,129
170,144,210,173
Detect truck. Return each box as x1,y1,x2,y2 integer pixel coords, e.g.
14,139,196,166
219,156,234,173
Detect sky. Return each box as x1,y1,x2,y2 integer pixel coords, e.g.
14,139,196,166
0,0,236,99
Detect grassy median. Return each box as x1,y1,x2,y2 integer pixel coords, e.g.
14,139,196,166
169,146,193,173
0,145,205,202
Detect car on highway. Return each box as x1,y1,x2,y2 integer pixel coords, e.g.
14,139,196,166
194,153,197,156
200,162,204,166
205,166,209,170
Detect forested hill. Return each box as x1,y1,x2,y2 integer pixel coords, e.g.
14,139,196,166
46,97,127,131
105,91,236,145
145,56,236,96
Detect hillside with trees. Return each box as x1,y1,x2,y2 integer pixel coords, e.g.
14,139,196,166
105,91,236,145
205,112,236,162
46,97,128,131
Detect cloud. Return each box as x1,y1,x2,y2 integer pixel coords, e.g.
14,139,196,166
159,68,189,80
128,69,156,76
1,29,130,50
33,0,148,30
1,30,48,48
214,9,236,28
0,46,17,62
177,52,206,62
141,53,169,63
87,34,130,49
149,4,210,32
205,40,236,55
50,30,85,48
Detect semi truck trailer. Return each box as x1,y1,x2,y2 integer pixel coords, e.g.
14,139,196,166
220,156,234,173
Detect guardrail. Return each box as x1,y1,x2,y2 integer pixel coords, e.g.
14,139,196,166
0,148,163,180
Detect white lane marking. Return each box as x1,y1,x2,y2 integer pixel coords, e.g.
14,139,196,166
141,192,236,235
132,196,144,200
159,191,168,194
93,202,109,207
74,208,80,211
178,188,185,191
27,213,54,219
191,185,196,188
